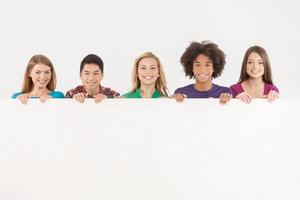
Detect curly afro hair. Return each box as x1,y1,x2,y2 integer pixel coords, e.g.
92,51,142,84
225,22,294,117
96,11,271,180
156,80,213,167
180,41,226,79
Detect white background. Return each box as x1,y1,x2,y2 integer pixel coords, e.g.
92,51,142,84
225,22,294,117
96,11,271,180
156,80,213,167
1,1,300,199
0,0,299,98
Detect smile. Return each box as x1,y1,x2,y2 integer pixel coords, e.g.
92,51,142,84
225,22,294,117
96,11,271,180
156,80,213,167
38,80,48,84
250,70,262,74
198,73,209,78
143,76,154,80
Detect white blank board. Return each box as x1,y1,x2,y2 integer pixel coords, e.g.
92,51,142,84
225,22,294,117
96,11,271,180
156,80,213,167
1,99,300,200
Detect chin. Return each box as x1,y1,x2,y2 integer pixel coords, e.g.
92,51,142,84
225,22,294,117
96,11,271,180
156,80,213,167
86,86,95,90
196,79,210,83
141,78,154,83
143,81,156,85
37,84,48,88
250,74,263,79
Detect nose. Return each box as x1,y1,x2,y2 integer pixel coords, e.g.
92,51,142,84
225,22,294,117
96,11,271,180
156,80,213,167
145,69,153,75
40,73,46,80
252,63,259,70
198,66,207,72
87,74,95,81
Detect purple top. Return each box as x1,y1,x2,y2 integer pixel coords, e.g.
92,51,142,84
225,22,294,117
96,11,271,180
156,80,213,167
230,83,279,98
174,84,231,98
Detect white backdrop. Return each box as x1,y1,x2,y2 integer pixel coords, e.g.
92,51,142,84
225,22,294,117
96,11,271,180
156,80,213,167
1,99,300,200
0,0,299,98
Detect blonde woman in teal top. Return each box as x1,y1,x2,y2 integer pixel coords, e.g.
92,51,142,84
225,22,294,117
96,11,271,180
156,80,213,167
122,52,169,98
12,54,64,104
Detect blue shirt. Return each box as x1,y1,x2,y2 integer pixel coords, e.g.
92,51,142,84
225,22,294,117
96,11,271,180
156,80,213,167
11,91,65,99
174,84,231,98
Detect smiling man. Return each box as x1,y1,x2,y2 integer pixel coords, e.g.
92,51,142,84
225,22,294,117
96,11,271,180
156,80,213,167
66,54,119,103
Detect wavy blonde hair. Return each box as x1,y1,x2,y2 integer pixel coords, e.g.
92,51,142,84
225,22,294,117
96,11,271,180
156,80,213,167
130,52,169,97
21,54,57,93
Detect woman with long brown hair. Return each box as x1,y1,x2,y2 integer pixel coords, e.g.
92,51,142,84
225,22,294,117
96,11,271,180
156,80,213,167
230,46,279,103
12,54,64,104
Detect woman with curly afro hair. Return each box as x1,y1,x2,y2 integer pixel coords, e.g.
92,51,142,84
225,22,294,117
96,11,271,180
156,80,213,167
174,41,231,104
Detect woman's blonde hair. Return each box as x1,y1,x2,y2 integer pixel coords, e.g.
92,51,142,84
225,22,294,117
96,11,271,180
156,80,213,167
21,54,57,93
130,52,168,96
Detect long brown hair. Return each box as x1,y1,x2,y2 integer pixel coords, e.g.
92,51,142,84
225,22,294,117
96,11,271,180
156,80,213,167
21,54,57,93
239,46,273,84
130,52,169,97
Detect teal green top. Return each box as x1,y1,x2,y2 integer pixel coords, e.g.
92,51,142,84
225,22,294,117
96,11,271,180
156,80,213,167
11,91,65,99
122,88,162,98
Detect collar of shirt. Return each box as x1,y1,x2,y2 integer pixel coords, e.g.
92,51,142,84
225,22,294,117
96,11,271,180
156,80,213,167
135,88,161,98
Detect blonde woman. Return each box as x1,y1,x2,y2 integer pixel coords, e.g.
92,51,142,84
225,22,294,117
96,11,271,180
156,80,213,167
12,54,64,104
122,52,169,98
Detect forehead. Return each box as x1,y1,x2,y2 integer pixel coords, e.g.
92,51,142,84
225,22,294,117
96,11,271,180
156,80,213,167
248,52,262,60
32,63,51,71
82,63,101,71
194,54,212,63
138,57,158,66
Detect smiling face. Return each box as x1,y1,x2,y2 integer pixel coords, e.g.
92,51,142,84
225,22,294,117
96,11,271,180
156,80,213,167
80,63,103,92
137,57,160,86
246,52,264,79
29,63,52,89
192,54,214,83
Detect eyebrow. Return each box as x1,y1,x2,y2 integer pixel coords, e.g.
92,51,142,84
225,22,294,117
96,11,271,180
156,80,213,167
34,69,50,72
140,64,156,67
193,61,212,64
83,70,100,72
248,59,263,62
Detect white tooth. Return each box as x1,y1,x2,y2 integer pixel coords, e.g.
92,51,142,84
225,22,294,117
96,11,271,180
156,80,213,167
144,76,153,80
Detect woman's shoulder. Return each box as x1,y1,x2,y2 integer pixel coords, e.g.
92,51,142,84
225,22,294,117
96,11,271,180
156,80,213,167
265,83,279,93
212,84,230,91
11,92,22,99
122,90,138,98
50,91,65,98
174,84,194,94
229,83,242,91
229,83,243,97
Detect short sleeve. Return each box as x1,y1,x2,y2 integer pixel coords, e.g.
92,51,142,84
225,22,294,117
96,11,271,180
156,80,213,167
11,92,22,99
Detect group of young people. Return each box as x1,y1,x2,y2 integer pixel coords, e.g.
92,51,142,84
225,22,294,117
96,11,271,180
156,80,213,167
11,41,279,104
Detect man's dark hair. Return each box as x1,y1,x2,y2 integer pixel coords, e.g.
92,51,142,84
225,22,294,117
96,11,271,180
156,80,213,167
80,54,104,73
